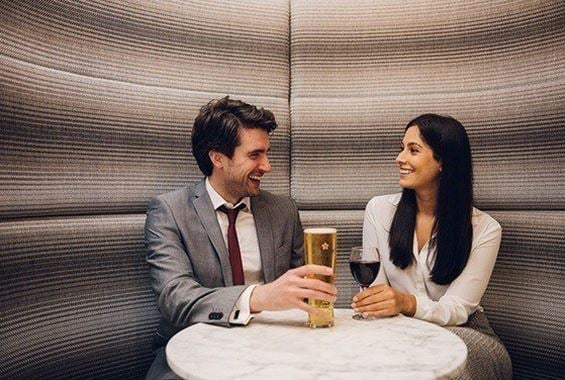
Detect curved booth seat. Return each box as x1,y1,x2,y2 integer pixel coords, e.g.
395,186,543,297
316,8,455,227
0,215,159,379
1,1,564,379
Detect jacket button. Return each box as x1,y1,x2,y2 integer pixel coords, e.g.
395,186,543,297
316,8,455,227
209,312,223,320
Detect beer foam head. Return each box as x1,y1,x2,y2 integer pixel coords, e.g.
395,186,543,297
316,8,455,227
304,228,337,234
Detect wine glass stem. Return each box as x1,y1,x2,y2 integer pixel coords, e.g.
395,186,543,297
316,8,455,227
353,286,368,319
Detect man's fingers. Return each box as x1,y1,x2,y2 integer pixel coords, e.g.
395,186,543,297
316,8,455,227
294,277,337,296
292,264,333,277
298,288,337,303
294,300,329,318
292,299,311,313
292,299,320,315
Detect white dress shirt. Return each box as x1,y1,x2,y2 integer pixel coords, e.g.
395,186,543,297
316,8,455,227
205,178,264,324
363,193,502,326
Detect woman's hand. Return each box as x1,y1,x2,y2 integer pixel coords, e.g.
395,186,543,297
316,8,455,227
351,284,416,318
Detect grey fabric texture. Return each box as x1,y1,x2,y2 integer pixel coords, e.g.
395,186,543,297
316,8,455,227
290,0,565,210
1,1,564,379
483,211,565,380
0,0,291,219
447,311,513,380
145,347,181,380
0,0,290,379
0,216,160,379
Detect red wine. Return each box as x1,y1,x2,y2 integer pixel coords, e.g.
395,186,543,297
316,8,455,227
350,261,380,287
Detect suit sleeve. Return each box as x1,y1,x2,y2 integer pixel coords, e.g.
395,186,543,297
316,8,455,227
144,196,247,328
290,197,305,269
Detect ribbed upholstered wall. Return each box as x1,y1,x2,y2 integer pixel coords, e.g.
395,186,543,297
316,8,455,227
1,1,564,379
291,1,564,379
0,1,290,378
0,0,290,219
0,216,153,379
484,212,565,380
291,0,565,210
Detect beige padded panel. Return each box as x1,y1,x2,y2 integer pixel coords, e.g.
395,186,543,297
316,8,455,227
1,2,563,379
290,0,565,209
484,211,565,380
0,0,289,96
0,215,159,379
0,0,291,219
302,209,565,380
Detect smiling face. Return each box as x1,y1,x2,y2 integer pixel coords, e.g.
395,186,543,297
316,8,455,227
395,125,442,194
210,127,272,204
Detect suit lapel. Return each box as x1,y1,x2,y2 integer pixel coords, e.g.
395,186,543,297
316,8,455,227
252,195,275,283
191,180,233,285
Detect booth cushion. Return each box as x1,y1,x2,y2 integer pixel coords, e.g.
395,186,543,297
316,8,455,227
290,0,565,210
0,215,158,379
0,1,563,379
0,0,291,220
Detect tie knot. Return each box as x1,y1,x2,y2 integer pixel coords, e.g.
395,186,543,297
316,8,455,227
218,204,245,222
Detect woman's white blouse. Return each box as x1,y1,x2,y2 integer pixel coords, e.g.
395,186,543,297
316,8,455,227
362,193,502,326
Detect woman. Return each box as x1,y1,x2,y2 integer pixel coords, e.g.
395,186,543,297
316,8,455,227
352,114,512,379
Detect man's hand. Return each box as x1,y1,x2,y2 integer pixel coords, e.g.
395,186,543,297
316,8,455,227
351,284,416,318
250,265,338,317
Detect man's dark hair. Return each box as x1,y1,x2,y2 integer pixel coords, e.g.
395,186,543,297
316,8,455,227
191,96,277,176
389,114,474,285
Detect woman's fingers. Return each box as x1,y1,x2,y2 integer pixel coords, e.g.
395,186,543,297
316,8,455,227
362,309,397,318
355,299,395,313
352,284,414,317
353,284,387,302
351,285,402,316
353,285,391,307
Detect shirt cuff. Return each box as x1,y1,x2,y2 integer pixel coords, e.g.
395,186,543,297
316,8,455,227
413,294,431,320
413,294,471,326
229,285,258,325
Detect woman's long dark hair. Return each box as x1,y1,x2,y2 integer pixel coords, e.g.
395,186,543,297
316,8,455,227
388,114,474,285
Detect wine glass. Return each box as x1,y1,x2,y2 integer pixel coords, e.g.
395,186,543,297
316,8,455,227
349,246,381,320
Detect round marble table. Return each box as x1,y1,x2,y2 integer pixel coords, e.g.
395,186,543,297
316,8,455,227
166,308,467,380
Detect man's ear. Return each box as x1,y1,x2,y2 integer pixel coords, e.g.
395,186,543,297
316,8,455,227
209,150,225,169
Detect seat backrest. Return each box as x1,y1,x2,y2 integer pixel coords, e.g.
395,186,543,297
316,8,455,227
1,1,564,379
0,1,290,378
290,1,565,379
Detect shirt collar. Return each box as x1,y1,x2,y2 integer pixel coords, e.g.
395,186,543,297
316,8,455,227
205,177,251,211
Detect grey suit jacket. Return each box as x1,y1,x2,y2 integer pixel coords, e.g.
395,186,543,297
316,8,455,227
144,179,304,343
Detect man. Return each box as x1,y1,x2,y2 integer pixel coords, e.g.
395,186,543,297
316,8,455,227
144,96,337,379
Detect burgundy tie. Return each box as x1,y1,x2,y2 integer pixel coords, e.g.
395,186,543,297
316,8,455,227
218,204,246,285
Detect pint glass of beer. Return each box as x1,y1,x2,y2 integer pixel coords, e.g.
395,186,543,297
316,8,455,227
304,228,337,328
